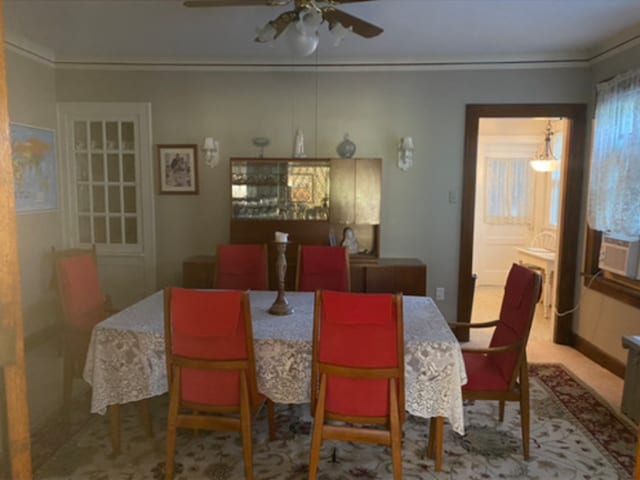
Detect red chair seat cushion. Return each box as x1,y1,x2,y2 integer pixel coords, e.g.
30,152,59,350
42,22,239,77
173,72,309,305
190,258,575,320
462,352,511,391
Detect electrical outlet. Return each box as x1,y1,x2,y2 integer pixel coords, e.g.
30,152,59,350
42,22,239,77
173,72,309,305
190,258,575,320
436,287,445,301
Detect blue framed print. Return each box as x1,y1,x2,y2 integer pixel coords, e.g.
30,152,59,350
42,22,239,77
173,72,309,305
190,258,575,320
10,123,57,212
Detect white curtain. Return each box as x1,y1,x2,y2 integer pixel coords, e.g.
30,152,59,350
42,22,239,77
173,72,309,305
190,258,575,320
587,67,640,237
484,156,532,224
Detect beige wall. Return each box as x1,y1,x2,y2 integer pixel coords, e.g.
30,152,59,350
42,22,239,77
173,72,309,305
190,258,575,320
6,50,61,336
576,44,640,364
54,66,591,320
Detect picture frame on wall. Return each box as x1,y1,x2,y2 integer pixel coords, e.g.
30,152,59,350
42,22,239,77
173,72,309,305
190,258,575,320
10,123,58,212
158,144,198,194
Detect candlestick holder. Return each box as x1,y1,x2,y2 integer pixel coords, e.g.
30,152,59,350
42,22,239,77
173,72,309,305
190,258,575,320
269,241,293,315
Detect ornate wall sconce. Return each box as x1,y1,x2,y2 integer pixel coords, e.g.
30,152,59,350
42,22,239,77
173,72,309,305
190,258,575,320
398,136,415,171
203,137,219,168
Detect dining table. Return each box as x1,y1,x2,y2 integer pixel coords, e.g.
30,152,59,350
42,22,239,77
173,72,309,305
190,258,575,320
83,289,467,470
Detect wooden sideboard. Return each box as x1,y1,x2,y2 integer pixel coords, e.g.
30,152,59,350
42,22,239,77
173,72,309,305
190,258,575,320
183,254,426,296
351,258,427,296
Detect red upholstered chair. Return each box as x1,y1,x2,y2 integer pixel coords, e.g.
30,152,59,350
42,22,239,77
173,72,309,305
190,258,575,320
163,288,275,480
52,246,114,408
214,244,268,290
449,263,542,460
295,245,350,292
308,290,404,480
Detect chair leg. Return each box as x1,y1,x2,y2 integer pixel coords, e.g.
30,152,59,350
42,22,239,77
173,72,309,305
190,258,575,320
266,399,276,441
499,400,505,422
427,417,436,458
428,417,443,472
389,379,403,480
239,372,254,480
308,375,327,480
109,404,121,455
164,382,180,480
520,367,530,460
138,399,153,437
634,424,640,480
62,347,74,411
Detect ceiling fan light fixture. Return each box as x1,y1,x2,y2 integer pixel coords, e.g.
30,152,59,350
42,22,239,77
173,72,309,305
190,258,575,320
329,21,352,46
255,21,277,43
302,7,323,28
285,19,319,56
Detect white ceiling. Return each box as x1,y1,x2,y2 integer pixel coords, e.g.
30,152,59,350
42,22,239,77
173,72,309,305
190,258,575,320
4,0,640,67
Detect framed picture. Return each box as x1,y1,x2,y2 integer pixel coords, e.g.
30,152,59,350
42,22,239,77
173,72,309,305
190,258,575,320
158,144,198,194
10,123,58,213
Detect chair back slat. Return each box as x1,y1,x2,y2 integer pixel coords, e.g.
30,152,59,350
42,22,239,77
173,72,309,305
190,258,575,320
214,244,268,290
296,245,350,292
165,288,257,408
55,250,105,330
313,290,403,418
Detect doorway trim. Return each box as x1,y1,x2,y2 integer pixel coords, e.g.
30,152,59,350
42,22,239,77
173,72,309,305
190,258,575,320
456,104,587,344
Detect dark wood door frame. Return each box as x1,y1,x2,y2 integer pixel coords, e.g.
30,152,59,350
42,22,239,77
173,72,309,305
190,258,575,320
456,104,587,345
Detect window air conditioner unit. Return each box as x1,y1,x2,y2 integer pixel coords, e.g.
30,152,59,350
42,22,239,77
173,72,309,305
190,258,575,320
598,234,640,279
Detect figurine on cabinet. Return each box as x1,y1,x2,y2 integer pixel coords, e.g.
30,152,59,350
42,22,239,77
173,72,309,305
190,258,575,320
341,226,359,254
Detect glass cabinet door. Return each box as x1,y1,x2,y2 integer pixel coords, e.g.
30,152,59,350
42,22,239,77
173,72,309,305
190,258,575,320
231,159,330,220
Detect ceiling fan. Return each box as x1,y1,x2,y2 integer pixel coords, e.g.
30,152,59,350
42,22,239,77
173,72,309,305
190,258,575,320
183,0,383,56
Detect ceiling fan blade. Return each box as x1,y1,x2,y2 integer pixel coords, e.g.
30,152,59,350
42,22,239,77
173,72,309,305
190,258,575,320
324,0,378,3
184,0,289,7
322,8,383,38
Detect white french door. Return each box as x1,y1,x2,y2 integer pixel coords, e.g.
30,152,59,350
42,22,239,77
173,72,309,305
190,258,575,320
57,102,156,308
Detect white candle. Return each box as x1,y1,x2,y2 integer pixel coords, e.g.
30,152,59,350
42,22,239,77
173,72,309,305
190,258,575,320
275,231,288,243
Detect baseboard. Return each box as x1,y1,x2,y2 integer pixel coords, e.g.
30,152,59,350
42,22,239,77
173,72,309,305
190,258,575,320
24,324,59,352
573,334,626,379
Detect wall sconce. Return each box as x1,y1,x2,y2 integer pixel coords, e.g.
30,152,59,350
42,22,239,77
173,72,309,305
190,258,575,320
397,136,415,171
203,137,219,168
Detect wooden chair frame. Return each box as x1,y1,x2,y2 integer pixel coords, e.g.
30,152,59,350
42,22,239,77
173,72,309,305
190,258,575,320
308,291,404,480
213,243,269,290
163,288,275,480
448,270,542,461
52,245,152,453
51,245,114,408
294,245,351,292
635,423,640,480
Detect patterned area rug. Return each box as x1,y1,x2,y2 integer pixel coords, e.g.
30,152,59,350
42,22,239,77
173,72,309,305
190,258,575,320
32,363,637,479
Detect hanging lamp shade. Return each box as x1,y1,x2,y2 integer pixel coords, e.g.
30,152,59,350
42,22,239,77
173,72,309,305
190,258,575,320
530,120,560,172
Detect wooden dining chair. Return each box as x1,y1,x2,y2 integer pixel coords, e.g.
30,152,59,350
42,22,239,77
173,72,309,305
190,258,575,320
214,243,269,290
51,245,115,409
163,287,275,480
308,290,404,480
295,245,350,292
448,263,542,460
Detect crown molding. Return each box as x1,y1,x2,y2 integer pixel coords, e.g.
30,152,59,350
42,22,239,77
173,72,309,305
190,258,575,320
4,32,55,67
2,30,636,72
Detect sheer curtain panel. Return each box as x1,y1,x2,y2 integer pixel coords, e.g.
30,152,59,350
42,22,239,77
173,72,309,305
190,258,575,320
484,157,532,225
587,67,640,237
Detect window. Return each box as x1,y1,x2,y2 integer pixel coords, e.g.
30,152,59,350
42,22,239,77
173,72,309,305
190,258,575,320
585,67,640,306
484,157,532,224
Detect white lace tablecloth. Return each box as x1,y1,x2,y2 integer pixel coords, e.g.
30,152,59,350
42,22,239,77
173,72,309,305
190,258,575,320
83,290,468,434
